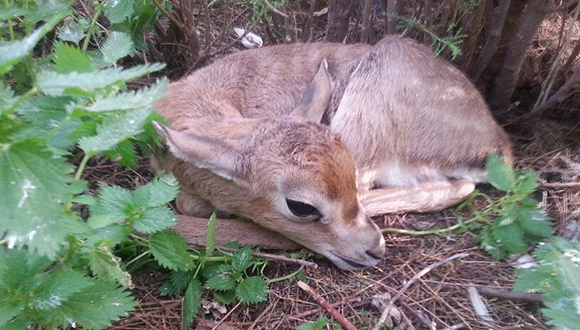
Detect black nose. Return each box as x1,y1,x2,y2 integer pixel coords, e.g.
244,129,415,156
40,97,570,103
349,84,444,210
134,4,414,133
366,250,381,260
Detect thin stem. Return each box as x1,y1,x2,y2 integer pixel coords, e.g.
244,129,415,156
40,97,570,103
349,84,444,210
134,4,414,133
381,216,481,236
266,265,304,284
74,154,91,180
8,86,39,114
3,0,14,40
82,4,103,52
125,250,151,267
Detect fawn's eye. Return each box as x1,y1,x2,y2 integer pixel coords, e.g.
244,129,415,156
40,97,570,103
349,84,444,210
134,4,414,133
286,199,321,218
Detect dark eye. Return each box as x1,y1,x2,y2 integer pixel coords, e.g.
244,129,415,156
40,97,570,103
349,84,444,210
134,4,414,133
286,199,320,218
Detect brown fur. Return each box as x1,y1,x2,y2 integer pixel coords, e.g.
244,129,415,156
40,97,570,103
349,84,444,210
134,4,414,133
152,36,512,270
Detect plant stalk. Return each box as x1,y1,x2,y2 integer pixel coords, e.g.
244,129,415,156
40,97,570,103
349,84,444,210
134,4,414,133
75,154,91,180
82,4,103,52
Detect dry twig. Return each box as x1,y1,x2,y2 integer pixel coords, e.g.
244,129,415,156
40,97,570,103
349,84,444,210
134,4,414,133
297,281,359,330
372,252,469,330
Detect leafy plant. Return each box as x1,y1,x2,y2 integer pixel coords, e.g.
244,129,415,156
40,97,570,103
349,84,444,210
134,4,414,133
298,317,343,330
474,155,553,259
513,238,580,329
159,214,270,330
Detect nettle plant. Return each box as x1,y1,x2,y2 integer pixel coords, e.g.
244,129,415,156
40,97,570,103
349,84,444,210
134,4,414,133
0,1,269,329
455,155,553,260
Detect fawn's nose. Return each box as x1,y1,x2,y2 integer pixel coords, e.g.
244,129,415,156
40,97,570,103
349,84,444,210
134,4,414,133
366,234,386,260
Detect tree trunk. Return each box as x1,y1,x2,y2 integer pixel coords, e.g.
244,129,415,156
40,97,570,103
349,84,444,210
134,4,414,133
462,0,488,72
326,0,354,42
361,0,374,43
490,0,550,109
470,0,512,81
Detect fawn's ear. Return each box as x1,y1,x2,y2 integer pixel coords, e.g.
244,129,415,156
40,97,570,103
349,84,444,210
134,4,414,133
291,58,332,124
153,121,244,183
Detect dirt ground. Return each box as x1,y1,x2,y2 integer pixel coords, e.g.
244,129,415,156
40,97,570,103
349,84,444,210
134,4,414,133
78,117,576,330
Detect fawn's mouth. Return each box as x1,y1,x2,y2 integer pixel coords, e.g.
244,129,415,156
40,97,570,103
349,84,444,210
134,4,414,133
331,252,368,270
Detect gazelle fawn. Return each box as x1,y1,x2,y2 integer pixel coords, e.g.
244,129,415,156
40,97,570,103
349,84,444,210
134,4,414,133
152,36,512,270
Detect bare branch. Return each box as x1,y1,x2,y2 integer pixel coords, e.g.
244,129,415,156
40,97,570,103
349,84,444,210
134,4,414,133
361,0,374,43
297,281,359,330
520,70,580,120
150,0,184,30
476,287,543,303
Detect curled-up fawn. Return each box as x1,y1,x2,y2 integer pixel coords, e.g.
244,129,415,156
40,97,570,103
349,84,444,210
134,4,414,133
152,36,512,270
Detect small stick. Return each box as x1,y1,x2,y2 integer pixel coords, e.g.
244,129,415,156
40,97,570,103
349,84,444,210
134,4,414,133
268,298,371,329
219,246,318,269
476,287,543,303
372,252,469,330
400,300,433,329
263,0,289,17
297,281,359,330
540,181,580,188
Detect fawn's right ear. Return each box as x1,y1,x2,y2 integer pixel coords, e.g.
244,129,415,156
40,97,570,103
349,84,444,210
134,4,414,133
290,58,332,124
152,121,244,183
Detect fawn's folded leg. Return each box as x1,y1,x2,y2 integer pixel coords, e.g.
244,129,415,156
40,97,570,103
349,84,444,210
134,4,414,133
361,180,475,217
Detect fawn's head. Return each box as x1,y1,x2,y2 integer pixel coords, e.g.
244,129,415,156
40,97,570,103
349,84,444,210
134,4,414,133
153,60,385,270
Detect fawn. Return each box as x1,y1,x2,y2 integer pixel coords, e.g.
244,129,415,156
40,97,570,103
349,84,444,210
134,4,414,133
151,36,512,270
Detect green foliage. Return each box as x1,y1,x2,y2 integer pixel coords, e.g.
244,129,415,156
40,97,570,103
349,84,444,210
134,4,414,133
473,155,552,259
513,238,580,329
298,317,343,330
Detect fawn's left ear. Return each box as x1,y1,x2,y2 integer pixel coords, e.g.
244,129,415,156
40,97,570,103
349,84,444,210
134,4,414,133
291,58,332,124
152,121,243,183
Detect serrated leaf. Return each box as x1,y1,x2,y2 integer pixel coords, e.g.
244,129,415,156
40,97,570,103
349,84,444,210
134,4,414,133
56,17,87,44
149,231,194,271
0,12,68,74
104,140,138,168
485,154,515,191
105,0,135,24
85,224,130,248
0,302,23,327
53,42,93,74
30,270,93,310
83,78,168,112
79,108,151,154
133,206,176,234
132,174,179,208
494,223,527,254
231,246,253,272
95,185,132,218
72,194,96,206
0,81,16,113
162,271,193,296
517,209,552,238
213,289,237,305
236,276,268,304
182,278,202,330
205,265,236,291
37,63,165,96
89,244,132,288
517,170,539,195
0,141,83,257
513,268,551,293
55,281,136,330
206,213,217,256
0,8,28,21
101,31,134,64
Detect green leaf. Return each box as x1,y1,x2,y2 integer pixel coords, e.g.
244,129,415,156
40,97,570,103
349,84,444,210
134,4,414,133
0,141,83,257
513,268,551,293
494,223,527,254
55,281,136,330
0,82,16,113
94,185,132,219
132,174,179,208
485,154,515,191
205,264,236,291
78,108,151,154
148,231,194,271
101,31,135,64
0,302,23,327
517,170,539,195
53,42,93,74
182,278,202,330
0,8,28,21
37,63,165,96
133,206,176,234
517,209,552,238
236,276,268,304
56,17,88,44
104,140,138,168
105,0,135,24
83,78,168,112
160,271,193,296
213,289,237,305
0,12,68,74
89,243,132,288
30,270,93,310
206,213,217,256
231,246,253,273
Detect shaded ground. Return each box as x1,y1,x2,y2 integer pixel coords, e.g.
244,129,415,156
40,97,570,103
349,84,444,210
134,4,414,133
77,118,578,330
